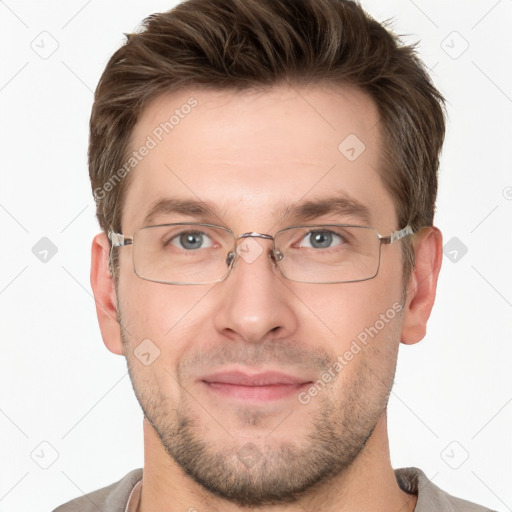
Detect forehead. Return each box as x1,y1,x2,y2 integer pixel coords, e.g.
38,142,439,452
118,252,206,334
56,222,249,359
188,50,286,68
123,83,396,232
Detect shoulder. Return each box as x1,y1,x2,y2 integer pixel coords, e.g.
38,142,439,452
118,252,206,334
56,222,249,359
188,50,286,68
395,467,497,512
52,468,143,512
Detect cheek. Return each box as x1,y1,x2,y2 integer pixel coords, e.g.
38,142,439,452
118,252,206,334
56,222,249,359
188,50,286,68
118,282,212,407
324,312,402,406
295,273,403,351
117,283,222,417
119,272,210,332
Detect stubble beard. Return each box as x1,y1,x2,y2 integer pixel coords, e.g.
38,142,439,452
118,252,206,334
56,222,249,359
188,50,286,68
120,320,399,507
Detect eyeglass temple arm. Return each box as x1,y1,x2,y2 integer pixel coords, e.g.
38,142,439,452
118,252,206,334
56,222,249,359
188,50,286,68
108,231,133,247
380,225,414,245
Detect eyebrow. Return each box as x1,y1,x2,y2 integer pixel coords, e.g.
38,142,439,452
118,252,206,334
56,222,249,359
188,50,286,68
277,196,372,226
142,198,221,226
141,194,372,228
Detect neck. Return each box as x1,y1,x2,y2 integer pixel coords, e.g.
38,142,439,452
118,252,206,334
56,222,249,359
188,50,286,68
137,414,417,512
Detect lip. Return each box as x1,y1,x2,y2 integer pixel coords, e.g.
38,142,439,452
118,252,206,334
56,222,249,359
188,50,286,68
200,371,312,401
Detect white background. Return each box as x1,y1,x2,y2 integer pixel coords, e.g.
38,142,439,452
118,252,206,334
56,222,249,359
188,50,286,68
0,1,511,511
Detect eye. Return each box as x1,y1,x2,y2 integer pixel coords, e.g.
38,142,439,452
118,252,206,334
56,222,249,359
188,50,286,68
299,230,345,249
169,231,213,250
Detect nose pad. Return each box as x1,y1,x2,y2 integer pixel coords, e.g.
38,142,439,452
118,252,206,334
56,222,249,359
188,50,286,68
224,246,280,275
225,251,236,268
273,249,284,262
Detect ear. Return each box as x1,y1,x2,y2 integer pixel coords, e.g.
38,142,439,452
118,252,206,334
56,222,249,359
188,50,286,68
90,232,124,355
401,226,443,345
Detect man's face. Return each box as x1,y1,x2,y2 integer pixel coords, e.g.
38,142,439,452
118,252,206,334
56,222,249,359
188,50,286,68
117,84,405,505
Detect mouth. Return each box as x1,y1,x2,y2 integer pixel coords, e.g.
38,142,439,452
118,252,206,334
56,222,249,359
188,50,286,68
200,370,313,402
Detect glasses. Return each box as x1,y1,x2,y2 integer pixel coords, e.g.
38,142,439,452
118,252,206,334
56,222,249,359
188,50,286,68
108,223,414,285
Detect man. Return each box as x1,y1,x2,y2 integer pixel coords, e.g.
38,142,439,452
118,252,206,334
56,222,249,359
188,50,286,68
54,0,495,510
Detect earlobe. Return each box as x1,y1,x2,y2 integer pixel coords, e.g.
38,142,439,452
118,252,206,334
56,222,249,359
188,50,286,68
90,232,124,355
401,227,443,345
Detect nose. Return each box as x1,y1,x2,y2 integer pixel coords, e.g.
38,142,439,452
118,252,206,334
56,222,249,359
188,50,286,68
212,237,299,344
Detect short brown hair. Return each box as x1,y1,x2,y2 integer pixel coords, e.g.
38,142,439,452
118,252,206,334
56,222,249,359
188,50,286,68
89,0,445,280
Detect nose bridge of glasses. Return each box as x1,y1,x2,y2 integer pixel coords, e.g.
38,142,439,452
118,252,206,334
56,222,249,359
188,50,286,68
235,232,276,255
227,231,280,269
237,231,274,241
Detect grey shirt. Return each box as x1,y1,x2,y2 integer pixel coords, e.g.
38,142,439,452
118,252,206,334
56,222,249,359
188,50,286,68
53,467,496,511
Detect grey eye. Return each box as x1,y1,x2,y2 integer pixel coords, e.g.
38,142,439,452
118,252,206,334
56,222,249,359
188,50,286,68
301,230,343,249
171,231,213,250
